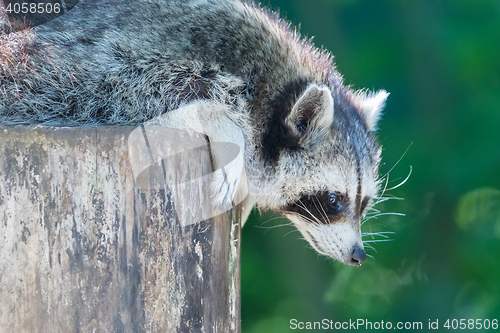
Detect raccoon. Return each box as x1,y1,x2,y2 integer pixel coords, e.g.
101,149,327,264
0,0,388,266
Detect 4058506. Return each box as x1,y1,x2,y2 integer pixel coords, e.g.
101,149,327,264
444,319,498,330
4,2,61,14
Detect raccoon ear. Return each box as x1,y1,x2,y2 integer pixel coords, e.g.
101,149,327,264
286,84,334,136
351,90,389,131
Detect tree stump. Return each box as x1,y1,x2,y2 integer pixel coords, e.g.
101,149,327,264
0,125,241,332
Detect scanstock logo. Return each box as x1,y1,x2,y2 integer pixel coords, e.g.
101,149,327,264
2,0,79,29
127,119,248,226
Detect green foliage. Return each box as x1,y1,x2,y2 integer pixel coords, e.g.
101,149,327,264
455,187,500,237
242,0,500,331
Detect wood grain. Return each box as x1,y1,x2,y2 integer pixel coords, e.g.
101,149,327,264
0,125,241,332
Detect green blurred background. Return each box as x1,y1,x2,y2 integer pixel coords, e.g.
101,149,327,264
241,0,500,331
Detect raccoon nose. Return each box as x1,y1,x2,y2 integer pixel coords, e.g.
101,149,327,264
348,246,367,267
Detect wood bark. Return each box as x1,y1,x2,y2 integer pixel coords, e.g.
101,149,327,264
0,125,241,332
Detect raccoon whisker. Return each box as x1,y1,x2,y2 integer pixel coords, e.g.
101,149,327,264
375,175,391,206
313,194,329,224
375,142,412,204
366,253,375,259
385,165,412,191
281,210,318,225
365,208,382,215
373,193,404,200
362,212,405,223
256,222,295,234
362,231,395,238
300,240,315,251
371,212,405,217
371,197,404,205
363,241,378,254
295,199,309,213
364,214,381,220
363,243,375,250
296,199,324,225
254,221,294,229
363,239,393,243
379,141,413,181
259,216,287,225
283,229,301,237
311,195,327,222
363,244,379,255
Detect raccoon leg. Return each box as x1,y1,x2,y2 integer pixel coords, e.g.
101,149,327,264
148,100,247,212
202,112,246,212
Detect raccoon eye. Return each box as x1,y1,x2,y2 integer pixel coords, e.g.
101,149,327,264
297,120,308,132
328,193,342,214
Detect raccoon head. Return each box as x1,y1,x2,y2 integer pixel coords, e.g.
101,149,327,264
259,83,388,266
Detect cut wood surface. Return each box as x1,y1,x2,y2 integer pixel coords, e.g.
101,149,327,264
0,125,241,333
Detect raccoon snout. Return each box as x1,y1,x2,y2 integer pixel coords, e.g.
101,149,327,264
348,246,367,267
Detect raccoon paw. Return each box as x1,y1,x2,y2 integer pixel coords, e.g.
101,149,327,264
209,166,240,212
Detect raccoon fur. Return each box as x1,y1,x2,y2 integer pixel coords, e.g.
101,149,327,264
0,0,389,266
